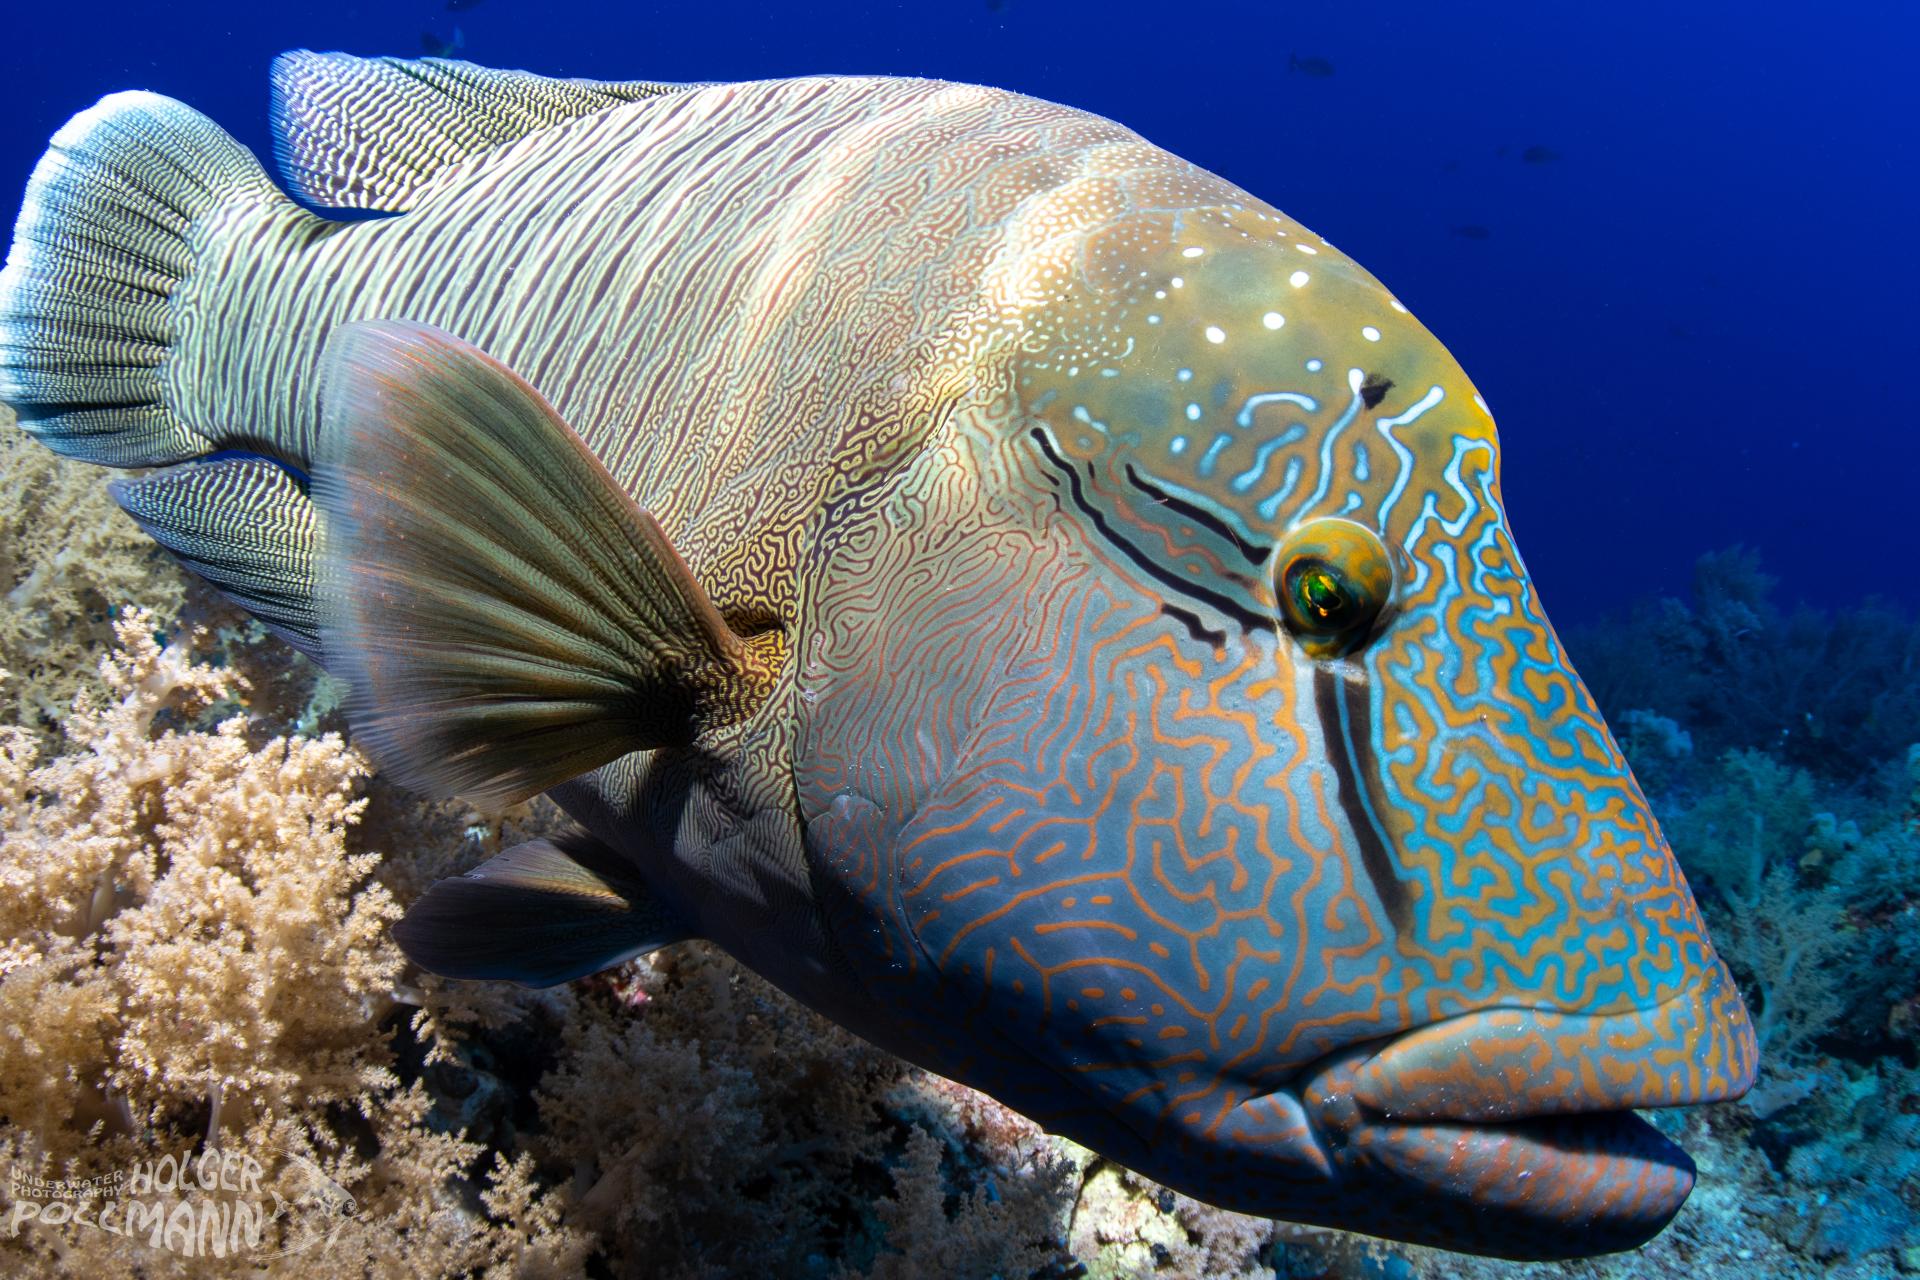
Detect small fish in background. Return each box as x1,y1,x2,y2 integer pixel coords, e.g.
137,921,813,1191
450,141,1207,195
1521,144,1561,164
446,0,485,10
1288,52,1335,77
420,27,465,57
1451,223,1492,239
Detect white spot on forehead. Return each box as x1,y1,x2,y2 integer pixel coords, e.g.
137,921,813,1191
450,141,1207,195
1294,243,1319,255
1390,299,1409,314
1170,435,1188,454
1185,402,1202,421
1177,367,1193,382
1171,276,1185,289
1289,270,1311,288
1154,289,1167,299
1147,314,1162,324
1306,358,1324,372
1262,311,1285,329
1473,392,1492,415
1204,325,1227,344
1362,326,1381,342
1181,246,1205,258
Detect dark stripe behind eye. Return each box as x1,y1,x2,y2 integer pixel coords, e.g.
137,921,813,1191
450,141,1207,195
1031,428,1270,633
1122,463,1269,567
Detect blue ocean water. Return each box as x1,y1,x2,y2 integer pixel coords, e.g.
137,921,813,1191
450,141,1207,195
1,4,1916,1276
3,0,1914,625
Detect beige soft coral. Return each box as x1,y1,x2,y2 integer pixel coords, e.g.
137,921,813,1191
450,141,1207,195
0,408,189,737
0,612,587,1276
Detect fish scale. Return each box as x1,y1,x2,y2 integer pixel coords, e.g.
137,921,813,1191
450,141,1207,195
0,50,1756,1260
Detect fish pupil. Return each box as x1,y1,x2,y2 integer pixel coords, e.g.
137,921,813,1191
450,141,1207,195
1300,567,1345,620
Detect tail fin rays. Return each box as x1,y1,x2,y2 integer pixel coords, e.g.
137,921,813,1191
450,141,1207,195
0,90,291,466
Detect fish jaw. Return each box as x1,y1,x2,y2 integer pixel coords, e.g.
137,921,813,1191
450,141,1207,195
1100,962,1747,1259
1059,1010,1712,1260
1262,954,1754,1258
1284,1045,1700,1259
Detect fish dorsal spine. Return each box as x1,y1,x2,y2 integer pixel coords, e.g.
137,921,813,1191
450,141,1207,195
270,50,695,213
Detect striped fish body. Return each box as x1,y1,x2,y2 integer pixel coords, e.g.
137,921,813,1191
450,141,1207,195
0,55,1757,1260
179,75,1112,618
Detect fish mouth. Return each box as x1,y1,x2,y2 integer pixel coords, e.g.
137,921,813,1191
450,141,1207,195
1294,1050,1698,1259
1349,955,1758,1123
1291,957,1756,1258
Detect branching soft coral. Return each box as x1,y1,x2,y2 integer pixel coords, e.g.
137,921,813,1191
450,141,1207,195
0,613,584,1277
1668,750,1847,1069
0,409,189,737
0,611,398,1137
1569,545,1920,782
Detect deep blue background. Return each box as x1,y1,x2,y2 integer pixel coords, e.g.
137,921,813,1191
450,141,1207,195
2,1,1914,623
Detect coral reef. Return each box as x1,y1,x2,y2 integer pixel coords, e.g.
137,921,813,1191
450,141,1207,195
1,421,1914,1279
0,406,186,737
1571,545,1920,780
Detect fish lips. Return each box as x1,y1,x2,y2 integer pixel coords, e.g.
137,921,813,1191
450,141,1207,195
1349,955,1758,1123
1303,959,1755,1258
1335,1102,1697,1259
1291,1044,1698,1259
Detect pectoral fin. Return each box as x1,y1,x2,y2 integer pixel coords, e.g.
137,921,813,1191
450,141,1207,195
394,830,689,987
314,319,773,808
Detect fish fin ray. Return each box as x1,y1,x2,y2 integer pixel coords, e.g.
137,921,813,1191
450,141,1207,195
314,319,774,808
110,456,322,660
270,50,693,212
0,91,302,465
394,829,690,987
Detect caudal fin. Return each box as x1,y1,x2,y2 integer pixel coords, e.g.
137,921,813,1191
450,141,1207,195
0,91,286,466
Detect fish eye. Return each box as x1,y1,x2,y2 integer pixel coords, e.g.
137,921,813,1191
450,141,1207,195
1275,518,1394,656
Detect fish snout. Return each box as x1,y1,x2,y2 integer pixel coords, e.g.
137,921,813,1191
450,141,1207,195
1303,1047,1698,1258
1294,1047,1694,1259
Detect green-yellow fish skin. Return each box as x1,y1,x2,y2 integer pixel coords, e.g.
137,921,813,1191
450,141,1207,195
0,55,1757,1261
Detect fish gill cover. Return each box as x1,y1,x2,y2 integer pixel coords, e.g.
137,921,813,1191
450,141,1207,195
0,2,1913,1278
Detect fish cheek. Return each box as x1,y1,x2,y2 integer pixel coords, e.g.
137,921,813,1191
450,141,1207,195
789,437,1086,952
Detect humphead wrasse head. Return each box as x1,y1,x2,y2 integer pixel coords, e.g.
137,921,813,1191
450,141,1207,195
794,200,1757,1259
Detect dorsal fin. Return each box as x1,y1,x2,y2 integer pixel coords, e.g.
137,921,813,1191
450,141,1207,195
269,51,692,212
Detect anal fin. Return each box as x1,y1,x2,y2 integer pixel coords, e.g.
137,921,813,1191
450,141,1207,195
109,456,321,660
394,829,689,987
